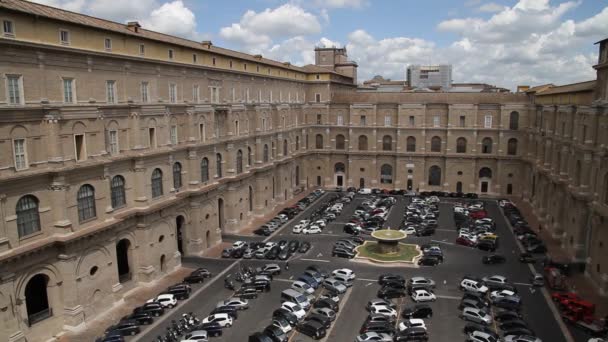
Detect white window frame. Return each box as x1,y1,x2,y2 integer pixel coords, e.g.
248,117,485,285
170,125,178,145
193,85,200,103
108,129,119,155
384,116,391,127
62,77,76,104
139,43,145,56
141,81,149,103
3,19,15,38
337,115,343,126
104,37,112,51
6,74,24,105
433,115,440,127
12,138,28,170
59,28,70,45
484,115,493,128
74,133,87,161
169,83,177,103
106,80,116,104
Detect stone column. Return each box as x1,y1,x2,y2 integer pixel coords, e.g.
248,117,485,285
49,175,72,234
187,200,204,255
132,159,148,206
57,253,84,329
129,111,144,150
187,149,200,188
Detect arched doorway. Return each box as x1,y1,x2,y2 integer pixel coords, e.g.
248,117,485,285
359,178,365,188
479,167,492,193
218,198,225,231
25,274,51,325
334,163,345,187
160,254,166,272
176,216,185,255
116,239,132,283
456,181,463,193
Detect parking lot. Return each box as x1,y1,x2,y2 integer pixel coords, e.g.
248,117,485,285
122,190,571,342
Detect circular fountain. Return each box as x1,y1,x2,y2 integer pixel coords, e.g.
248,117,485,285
354,229,422,264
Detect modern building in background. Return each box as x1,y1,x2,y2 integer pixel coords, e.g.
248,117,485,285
407,64,453,90
0,1,606,341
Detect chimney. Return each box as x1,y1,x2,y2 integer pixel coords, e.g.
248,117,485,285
201,41,213,49
127,21,141,33
253,54,263,60
283,62,291,67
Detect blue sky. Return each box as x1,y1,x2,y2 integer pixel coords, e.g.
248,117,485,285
35,0,608,89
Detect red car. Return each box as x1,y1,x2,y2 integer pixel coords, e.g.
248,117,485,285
469,210,488,219
456,236,476,247
551,292,580,304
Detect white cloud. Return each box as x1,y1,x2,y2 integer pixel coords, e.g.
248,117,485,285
478,2,505,13
141,1,199,38
237,4,321,38
311,0,367,9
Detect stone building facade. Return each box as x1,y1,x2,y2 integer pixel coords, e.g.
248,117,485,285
0,1,606,341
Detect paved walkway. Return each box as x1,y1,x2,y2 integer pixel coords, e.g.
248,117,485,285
512,198,608,317
59,267,193,342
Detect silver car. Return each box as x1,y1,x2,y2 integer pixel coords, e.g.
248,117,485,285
460,307,492,325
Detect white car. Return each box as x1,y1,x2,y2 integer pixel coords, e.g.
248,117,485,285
459,232,478,242
332,268,355,280
232,241,246,249
147,293,177,308
401,227,417,235
181,330,209,342
370,305,397,318
272,318,292,334
411,289,436,302
281,301,306,320
460,279,489,294
303,225,322,234
292,280,314,294
314,220,327,228
355,332,393,342
292,224,305,234
202,313,233,327
398,318,427,332
490,289,517,300
505,335,543,342
217,297,249,310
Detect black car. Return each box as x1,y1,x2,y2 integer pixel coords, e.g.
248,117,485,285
266,247,280,260
246,280,271,292
493,297,522,311
222,248,233,258
501,327,535,337
462,292,489,306
494,310,521,322
519,252,536,263
343,225,360,235
183,273,206,284
416,227,436,236
133,302,164,317
393,327,429,341
418,256,440,266
95,331,125,342
105,320,140,336
165,284,191,300
499,319,529,331
297,320,326,340
401,304,432,319
378,274,405,285
264,324,288,342
477,240,496,252
482,254,506,265
236,287,259,299
463,323,499,339
231,248,244,258
254,228,272,236
278,249,291,260
198,322,223,337
248,332,274,342
332,248,356,258
288,240,300,253
211,305,239,319
359,321,395,335
120,312,153,325
273,308,298,326
527,243,547,254
377,286,406,299
306,313,331,328
459,298,489,311
298,242,312,253
313,298,339,312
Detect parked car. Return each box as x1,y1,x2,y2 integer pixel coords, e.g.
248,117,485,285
198,322,223,337
482,254,506,265
460,307,493,325
296,320,326,340
377,287,406,299
147,294,177,309
132,302,164,317
418,256,440,266
411,289,436,302
401,304,433,319
105,320,141,336
120,312,153,325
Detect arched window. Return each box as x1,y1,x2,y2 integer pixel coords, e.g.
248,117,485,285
236,150,243,174
295,136,300,150
110,175,126,208
216,153,223,178
335,162,345,173
509,111,519,130
479,167,492,178
16,195,40,237
77,184,96,222
428,166,441,186
315,134,323,149
335,134,345,150
263,144,269,162
507,138,518,155
431,136,441,152
406,136,416,152
456,137,467,153
380,164,393,184
382,135,392,151
247,146,252,165
173,162,182,189
234,120,239,136
201,158,209,182
482,137,493,154
358,135,368,151
283,139,288,156
151,168,163,198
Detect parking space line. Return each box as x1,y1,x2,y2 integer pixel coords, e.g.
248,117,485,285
435,294,462,300
355,278,378,282
435,229,457,233
300,258,330,263
430,239,455,246
513,282,533,287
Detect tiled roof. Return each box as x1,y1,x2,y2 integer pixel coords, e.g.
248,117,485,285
536,81,596,96
0,0,311,72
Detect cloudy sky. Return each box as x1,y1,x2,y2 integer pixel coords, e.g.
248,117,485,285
33,0,608,90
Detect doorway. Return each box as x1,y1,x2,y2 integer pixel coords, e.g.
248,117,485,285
160,254,166,272
359,178,365,188
407,179,413,190
456,181,463,193
218,198,224,231
25,274,51,325
176,215,185,254
336,175,344,187
481,182,488,193
116,239,131,283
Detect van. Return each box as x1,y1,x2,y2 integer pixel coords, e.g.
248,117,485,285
358,188,372,195
281,289,310,309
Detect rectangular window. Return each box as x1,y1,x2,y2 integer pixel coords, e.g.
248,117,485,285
199,123,205,142
409,116,415,126
13,138,27,170
139,44,145,56
7,75,22,105
192,54,198,63
210,87,219,103
337,115,343,126
317,114,322,124
229,60,233,68
168,49,174,60
104,38,112,51
315,93,321,103
170,125,178,145
246,88,250,102
149,127,156,148
141,81,149,103
484,115,493,128
108,130,118,155
193,85,200,103
459,115,465,127
106,80,116,104
256,65,260,72
384,116,391,127
3,20,14,37
63,78,75,103
74,134,86,161
244,63,247,70
433,115,440,127
169,83,177,103
212,57,216,66
361,115,367,126
59,29,70,45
